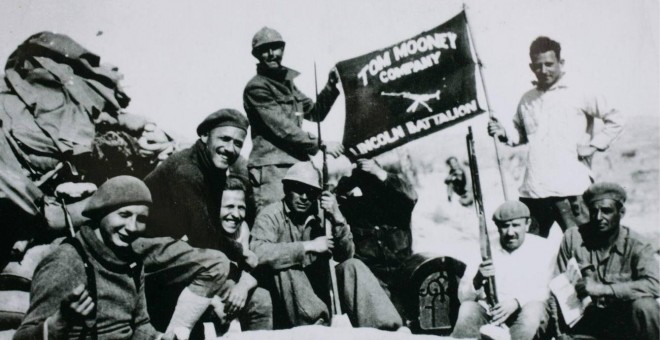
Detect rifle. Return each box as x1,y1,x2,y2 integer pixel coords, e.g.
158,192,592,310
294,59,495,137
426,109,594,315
314,63,346,323
466,127,498,308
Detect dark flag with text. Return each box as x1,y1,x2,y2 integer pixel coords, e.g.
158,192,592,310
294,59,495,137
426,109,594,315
336,11,484,159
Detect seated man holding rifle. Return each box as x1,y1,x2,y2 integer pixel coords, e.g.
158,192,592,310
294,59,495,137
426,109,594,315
452,201,555,340
249,161,402,330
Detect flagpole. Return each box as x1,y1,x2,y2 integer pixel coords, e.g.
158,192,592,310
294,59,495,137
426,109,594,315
463,3,511,201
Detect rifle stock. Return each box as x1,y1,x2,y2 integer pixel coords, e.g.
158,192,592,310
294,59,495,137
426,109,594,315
466,127,498,307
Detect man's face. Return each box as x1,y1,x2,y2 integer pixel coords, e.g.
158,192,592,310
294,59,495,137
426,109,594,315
587,198,624,235
98,205,149,253
201,126,246,170
448,158,460,170
220,190,246,234
496,217,530,252
256,43,284,71
529,50,563,90
284,182,321,215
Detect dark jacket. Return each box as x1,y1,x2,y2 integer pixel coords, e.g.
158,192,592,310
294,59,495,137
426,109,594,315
243,65,339,167
144,140,244,262
15,225,159,340
336,172,417,282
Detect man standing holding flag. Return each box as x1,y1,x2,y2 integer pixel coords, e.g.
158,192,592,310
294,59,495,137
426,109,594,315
243,27,343,212
488,36,624,238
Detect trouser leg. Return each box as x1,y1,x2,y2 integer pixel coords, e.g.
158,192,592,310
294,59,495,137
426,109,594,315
335,258,402,330
520,197,558,238
272,268,329,327
508,301,549,340
249,165,290,214
553,196,589,232
630,297,660,340
134,237,230,331
450,301,489,338
238,287,273,330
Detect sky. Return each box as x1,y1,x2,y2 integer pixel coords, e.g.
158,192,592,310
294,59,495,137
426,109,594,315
1,0,658,148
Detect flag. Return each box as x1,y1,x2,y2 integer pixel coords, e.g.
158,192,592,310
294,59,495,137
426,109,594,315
336,11,484,159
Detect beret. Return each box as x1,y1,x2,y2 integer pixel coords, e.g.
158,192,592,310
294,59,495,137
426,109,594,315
583,182,627,205
82,176,152,219
196,108,249,136
492,201,530,222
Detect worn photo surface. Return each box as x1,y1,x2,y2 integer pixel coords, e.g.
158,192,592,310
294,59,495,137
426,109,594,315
1,0,658,339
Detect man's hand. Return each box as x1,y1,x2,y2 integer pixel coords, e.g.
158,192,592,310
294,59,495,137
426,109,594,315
304,236,333,254
577,145,597,165
222,283,250,316
320,191,345,224
356,158,388,182
327,68,340,88
473,260,495,289
487,118,508,143
51,284,94,330
575,276,608,299
490,299,520,325
242,249,259,269
323,141,344,158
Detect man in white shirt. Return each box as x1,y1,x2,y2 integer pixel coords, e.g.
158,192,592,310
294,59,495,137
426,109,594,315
488,36,624,238
451,201,555,340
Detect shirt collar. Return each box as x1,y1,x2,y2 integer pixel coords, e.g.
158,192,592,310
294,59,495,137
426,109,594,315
282,200,317,228
257,64,300,82
611,226,629,255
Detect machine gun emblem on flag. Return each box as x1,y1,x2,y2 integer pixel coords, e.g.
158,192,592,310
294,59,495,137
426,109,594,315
381,90,441,113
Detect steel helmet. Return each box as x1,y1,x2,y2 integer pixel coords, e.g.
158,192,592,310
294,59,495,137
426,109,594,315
251,27,285,56
282,162,321,190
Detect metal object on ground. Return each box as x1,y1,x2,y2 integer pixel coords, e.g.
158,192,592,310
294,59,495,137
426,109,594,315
397,253,465,334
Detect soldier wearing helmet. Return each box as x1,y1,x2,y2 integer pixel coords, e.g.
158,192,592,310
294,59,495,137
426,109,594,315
244,27,344,214
250,162,404,330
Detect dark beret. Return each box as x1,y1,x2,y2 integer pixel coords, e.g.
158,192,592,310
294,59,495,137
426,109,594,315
196,108,249,136
82,176,152,219
583,182,627,205
492,201,530,222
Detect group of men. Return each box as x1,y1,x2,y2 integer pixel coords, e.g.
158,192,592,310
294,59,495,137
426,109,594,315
4,24,659,340
449,36,659,340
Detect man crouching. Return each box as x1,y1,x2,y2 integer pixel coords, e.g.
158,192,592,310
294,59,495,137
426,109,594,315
250,161,403,329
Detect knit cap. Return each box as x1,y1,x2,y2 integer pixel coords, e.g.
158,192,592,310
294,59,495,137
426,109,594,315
196,108,249,136
82,175,152,219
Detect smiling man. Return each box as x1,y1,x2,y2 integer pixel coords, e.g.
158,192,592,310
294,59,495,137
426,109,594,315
556,182,660,340
243,27,344,213
452,201,555,340
487,36,624,238
144,108,249,257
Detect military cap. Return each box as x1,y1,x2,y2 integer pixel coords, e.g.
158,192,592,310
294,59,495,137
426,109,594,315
196,108,249,136
583,182,627,205
252,27,285,56
82,176,152,219
492,201,530,222
282,161,322,190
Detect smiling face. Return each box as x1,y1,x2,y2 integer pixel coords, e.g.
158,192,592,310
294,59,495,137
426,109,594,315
220,190,246,234
256,42,285,71
496,217,530,252
200,126,246,170
97,205,149,254
529,50,563,90
587,198,625,236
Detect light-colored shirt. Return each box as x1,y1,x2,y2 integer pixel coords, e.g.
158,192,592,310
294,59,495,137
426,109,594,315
507,76,624,198
458,234,556,307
